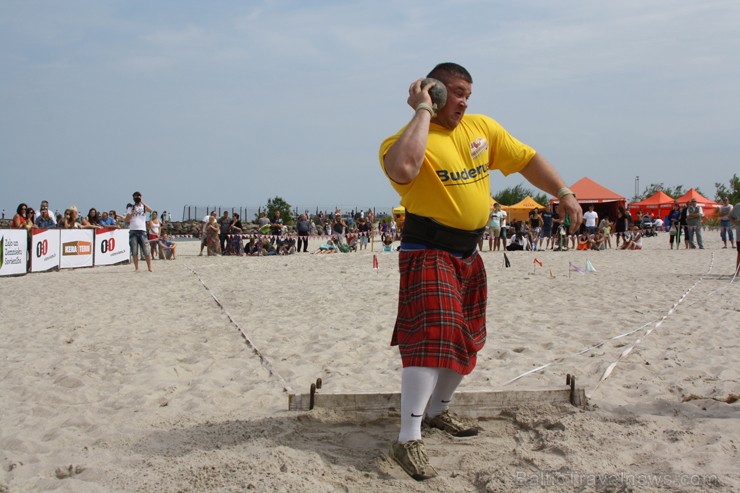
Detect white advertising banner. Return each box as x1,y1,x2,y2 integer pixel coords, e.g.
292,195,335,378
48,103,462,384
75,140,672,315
30,228,61,273
0,229,28,276
59,229,95,269
94,228,130,266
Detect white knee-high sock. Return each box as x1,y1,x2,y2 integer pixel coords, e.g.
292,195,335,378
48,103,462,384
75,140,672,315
426,368,464,418
398,366,438,443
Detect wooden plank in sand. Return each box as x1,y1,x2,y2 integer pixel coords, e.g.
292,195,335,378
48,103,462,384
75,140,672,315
288,387,587,418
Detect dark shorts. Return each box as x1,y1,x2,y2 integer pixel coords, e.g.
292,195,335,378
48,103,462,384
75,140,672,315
392,249,487,375
541,225,552,238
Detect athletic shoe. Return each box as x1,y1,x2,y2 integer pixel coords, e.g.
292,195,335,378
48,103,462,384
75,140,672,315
389,440,437,481
424,410,479,437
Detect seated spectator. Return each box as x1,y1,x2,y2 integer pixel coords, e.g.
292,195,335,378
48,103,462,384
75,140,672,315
277,237,296,255
99,211,118,228
157,233,177,260
82,208,102,229
346,234,359,252
591,230,606,250
109,210,122,227
260,237,276,256
576,231,593,250
506,231,527,251
59,207,83,229
382,234,395,251
12,203,29,229
620,226,643,250
24,207,38,231
314,238,338,254
35,206,56,229
245,238,260,256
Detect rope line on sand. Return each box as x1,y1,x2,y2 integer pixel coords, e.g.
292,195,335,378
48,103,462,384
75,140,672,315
188,266,293,393
503,252,724,389
502,320,654,386
676,260,738,312
588,252,715,397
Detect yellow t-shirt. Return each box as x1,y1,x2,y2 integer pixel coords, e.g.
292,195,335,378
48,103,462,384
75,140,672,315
379,114,536,231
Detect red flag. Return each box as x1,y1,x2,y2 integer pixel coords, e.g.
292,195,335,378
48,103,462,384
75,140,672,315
534,258,542,267
373,254,379,270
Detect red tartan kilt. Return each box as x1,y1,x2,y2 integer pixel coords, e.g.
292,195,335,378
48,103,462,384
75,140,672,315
392,249,487,375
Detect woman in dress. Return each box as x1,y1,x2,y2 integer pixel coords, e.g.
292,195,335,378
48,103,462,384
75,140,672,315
205,215,221,256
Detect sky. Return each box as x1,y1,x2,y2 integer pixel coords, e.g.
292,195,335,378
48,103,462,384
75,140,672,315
2,0,739,221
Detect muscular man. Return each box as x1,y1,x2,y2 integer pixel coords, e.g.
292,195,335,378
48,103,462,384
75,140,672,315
379,62,581,480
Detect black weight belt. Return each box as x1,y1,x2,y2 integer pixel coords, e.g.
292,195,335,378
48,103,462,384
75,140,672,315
401,211,484,258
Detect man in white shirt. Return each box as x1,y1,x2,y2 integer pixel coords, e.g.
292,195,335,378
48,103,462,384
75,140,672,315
584,205,599,235
125,191,153,272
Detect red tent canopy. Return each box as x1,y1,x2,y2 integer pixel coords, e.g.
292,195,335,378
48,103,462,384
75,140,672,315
674,188,719,218
550,177,626,220
628,190,675,221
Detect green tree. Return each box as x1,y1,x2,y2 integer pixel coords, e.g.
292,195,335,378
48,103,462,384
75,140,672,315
493,184,549,207
260,196,294,225
714,174,740,203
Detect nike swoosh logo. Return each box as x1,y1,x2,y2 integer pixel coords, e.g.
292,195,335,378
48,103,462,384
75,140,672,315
411,413,423,418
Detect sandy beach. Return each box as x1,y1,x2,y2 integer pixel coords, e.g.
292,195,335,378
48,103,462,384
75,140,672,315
1,231,738,492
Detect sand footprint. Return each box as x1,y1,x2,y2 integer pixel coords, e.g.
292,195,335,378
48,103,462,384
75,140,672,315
55,464,85,479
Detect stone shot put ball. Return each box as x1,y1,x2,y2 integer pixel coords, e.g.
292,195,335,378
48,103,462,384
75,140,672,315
422,77,447,111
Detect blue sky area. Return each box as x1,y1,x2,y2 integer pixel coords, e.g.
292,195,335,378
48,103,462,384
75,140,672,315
1,1,738,220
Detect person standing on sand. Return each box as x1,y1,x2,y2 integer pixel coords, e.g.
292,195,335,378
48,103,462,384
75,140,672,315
125,191,153,272
729,202,740,273
379,62,582,481
686,198,704,249
718,197,735,249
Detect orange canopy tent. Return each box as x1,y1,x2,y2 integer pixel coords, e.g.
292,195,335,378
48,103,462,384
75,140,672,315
550,176,626,220
628,190,675,222
674,188,719,218
504,196,549,223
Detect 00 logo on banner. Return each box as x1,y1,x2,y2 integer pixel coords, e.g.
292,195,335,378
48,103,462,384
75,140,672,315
100,237,116,253
36,239,49,257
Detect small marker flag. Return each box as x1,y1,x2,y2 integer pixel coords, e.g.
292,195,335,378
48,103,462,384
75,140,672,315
372,254,379,270
569,262,586,275
534,258,542,267
586,259,597,273
503,252,511,268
